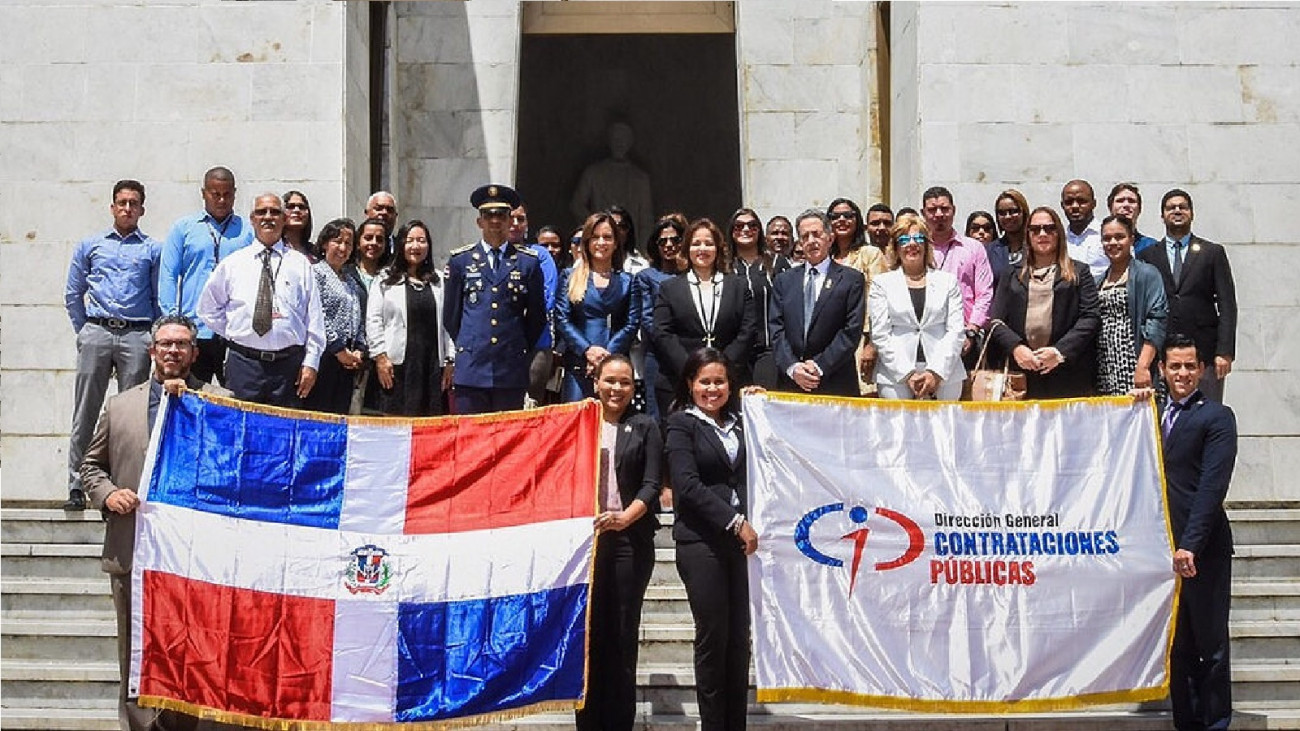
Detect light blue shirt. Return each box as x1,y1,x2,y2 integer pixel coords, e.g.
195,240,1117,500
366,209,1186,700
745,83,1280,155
158,211,254,339
1164,233,1192,264
65,228,162,332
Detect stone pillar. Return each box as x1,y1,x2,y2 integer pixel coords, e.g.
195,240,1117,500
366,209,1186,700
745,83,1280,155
735,1,883,218
890,1,1300,502
391,0,522,259
0,0,366,502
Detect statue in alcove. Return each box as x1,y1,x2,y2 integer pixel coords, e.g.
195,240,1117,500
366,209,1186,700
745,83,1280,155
570,122,653,254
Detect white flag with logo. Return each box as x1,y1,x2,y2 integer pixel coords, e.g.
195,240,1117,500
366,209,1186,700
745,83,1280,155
744,394,1176,712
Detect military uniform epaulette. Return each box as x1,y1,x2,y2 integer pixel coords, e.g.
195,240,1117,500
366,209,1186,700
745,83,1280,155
515,246,538,257
450,243,477,256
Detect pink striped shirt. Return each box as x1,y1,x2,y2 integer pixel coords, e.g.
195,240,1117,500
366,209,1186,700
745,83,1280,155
930,232,994,328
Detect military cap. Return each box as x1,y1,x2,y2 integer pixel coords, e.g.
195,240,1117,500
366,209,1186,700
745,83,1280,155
470,184,522,211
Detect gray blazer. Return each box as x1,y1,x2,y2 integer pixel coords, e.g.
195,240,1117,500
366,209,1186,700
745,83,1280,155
81,377,230,574
1095,257,1168,358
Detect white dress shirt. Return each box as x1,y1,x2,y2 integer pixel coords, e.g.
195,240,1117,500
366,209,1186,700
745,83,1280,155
1065,217,1108,279
197,240,326,369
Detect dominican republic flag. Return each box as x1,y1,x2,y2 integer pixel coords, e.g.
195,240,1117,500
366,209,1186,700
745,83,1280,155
130,393,601,727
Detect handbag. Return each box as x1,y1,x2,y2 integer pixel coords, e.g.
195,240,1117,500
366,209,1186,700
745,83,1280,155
963,321,1027,402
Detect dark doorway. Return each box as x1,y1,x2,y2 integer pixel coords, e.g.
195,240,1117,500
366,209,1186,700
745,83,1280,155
516,33,742,253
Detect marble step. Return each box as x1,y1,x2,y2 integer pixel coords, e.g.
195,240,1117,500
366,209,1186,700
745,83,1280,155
0,509,106,545
1228,509,1300,545
2,543,103,579
1,577,114,614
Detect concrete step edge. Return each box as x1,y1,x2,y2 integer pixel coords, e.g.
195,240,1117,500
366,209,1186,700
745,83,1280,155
1,543,102,557
1,659,118,681
0,508,105,522
1235,544,1300,557
0,577,110,594
0,617,117,635
1228,509,1300,521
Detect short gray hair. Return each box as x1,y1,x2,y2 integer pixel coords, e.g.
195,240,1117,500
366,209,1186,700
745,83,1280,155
151,315,198,344
795,208,829,234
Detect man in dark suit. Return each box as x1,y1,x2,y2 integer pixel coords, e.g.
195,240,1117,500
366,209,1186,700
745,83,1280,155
443,184,547,414
1138,189,1237,402
769,209,866,397
81,315,230,731
1138,332,1238,730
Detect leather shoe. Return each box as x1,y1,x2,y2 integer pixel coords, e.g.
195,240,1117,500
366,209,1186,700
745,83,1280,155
62,489,87,511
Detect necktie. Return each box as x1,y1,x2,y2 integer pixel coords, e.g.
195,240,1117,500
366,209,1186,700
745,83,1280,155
253,250,274,336
803,267,818,336
1171,241,1184,285
489,247,500,273
1162,400,1185,439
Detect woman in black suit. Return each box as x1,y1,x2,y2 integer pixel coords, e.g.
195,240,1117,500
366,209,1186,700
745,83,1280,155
654,218,758,390
666,348,758,731
988,206,1101,398
579,354,662,731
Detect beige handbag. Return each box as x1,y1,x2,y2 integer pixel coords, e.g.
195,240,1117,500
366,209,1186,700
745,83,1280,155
963,321,1028,402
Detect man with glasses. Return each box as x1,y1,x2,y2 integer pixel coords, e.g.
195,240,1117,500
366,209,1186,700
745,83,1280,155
769,209,866,397
1060,179,1109,278
507,201,560,406
81,314,229,731
62,180,161,511
444,184,547,414
921,186,993,361
158,166,255,385
1138,189,1237,402
197,194,325,407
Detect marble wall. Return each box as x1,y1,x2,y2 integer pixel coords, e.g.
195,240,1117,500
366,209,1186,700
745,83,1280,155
891,1,1300,502
0,0,368,502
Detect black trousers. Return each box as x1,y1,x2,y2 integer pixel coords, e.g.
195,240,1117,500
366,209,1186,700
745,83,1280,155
1171,544,1233,731
303,353,357,415
224,348,304,408
575,529,655,731
192,337,227,385
675,539,749,731
452,385,526,414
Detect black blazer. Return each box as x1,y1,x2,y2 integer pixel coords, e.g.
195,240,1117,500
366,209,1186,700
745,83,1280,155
608,411,664,539
665,410,746,545
653,274,757,386
1162,394,1237,559
1137,235,1237,365
988,260,1100,399
768,261,866,397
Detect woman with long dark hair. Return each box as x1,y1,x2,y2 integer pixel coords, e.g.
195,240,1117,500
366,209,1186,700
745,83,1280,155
988,207,1101,398
304,218,366,414
1094,214,1166,394
635,214,688,418
826,198,886,393
365,220,453,415
667,348,757,731
987,189,1029,290
283,190,315,262
555,212,640,402
726,207,789,389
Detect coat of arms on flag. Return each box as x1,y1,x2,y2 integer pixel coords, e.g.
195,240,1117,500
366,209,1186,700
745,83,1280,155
130,393,601,726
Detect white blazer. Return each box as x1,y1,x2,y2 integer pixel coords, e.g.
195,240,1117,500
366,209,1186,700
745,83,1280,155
366,275,455,366
868,268,966,395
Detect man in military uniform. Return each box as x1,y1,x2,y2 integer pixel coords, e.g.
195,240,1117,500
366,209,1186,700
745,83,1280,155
444,184,547,414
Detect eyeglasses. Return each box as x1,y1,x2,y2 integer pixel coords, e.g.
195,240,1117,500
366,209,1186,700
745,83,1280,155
829,211,856,221
896,234,927,246
1028,224,1058,235
285,202,309,211
153,339,193,351
968,223,995,233
252,207,283,216
658,235,682,245
733,220,760,231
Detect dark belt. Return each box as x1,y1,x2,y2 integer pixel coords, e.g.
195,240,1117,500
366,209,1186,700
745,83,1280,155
87,316,151,330
227,342,305,363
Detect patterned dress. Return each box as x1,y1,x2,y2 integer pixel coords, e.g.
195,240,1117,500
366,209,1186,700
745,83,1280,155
1096,275,1139,395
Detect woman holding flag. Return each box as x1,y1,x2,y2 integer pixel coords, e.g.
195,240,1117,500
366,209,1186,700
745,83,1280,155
581,354,663,731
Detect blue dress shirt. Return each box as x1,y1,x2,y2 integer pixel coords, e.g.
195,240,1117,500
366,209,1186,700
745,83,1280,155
65,228,162,332
158,212,254,339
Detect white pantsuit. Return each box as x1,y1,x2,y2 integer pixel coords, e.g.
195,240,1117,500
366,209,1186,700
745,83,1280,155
868,268,966,400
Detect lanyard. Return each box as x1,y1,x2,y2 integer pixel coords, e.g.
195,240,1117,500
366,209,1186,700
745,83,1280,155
207,215,233,264
690,271,722,347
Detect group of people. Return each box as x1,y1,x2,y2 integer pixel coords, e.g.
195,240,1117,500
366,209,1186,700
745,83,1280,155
66,168,1238,731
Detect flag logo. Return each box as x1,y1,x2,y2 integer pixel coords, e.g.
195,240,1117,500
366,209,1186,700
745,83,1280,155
344,544,392,595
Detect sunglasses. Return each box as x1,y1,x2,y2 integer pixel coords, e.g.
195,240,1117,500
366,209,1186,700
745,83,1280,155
829,211,857,221
286,202,309,211
481,209,509,219
896,234,927,246
1028,224,1059,235
968,223,995,233
733,220,760,231
996,208,1022,217
658,235,683,245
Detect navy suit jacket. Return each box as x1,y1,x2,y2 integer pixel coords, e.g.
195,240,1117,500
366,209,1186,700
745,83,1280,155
768,260,866,397
1162,393,1237,558
1138,234,1237,365
554,269,639,370
444,242,546,389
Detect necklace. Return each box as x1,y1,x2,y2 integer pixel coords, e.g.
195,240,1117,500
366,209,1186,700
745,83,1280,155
690,270,722,347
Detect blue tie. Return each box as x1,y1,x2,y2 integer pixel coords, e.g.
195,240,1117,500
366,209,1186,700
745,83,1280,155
803,267,819,336
1162,400,1186,439
1171,241,1184,284
489,247,500,273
